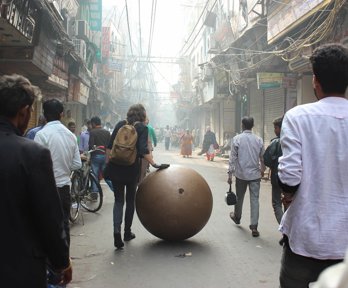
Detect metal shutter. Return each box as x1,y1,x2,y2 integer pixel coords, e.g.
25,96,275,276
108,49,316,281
249,82,263,139
264,87,285,145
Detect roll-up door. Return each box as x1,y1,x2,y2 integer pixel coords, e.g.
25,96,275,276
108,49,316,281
27,101,39,130
249,82,263,139
223,99,236,135
264,87,285,145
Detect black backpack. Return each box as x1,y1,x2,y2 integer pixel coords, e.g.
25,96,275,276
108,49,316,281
264,138,282,169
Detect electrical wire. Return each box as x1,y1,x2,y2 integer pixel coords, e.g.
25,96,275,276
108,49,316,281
178,0,211,55
182,0,218,56
125,0,133,56
147,0,157,58
138,0,142,56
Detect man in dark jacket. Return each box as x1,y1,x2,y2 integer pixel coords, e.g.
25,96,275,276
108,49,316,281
0,74,72,287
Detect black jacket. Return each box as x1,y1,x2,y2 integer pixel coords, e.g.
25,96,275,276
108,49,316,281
0,118,69,287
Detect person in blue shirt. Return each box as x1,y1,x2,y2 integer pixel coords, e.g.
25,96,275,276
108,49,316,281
25,114,46,139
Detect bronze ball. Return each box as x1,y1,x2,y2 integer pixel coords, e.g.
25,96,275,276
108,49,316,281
136,165,213,241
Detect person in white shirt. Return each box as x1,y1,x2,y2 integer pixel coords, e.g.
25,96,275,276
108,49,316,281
35,99,81,248
278,43,348,287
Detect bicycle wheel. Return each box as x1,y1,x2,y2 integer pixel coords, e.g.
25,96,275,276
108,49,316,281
81,172,103,212
70,171,81,222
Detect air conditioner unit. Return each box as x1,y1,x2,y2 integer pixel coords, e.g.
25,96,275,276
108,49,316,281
201,64,213,82
208,34,218,54
74,20,90,41
288,56,311,72
73,38,86,61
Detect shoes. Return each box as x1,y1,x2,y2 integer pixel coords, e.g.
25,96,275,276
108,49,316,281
229,212,240,224
124,232,136,241
114,233,124,249
250,228,260,237
279,237,285,246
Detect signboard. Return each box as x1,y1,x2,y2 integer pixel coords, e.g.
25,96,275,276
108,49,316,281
267,0,331,44
101,27,110,58
84,0,102,31
108,58,123,71
257,73,284,89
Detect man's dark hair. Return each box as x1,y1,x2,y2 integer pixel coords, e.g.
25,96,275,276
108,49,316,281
310,43,348,94
43,99,64,122
0,74,41,118
90,116,101,126
127,104,146,124
67,121,75,128
273,117,283,128
242,116,254,130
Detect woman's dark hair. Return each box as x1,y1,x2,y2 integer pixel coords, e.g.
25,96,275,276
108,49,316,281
310,44,348,95
127,104,146,124
43,99,64,122
242,116,254,130
0,74,41,118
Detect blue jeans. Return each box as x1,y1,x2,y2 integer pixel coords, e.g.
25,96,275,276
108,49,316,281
91,154,113,192
234,178,260,228
112,182,137,233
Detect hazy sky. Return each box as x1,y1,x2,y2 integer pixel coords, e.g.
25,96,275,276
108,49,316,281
102,0,192,94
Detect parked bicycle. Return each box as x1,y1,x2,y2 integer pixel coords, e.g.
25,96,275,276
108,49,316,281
70,147,104,222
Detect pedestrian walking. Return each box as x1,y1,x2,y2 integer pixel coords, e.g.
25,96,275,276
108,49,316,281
105,104,165,249
277,43,348,287
139,117,156,184
164,125,171,150
263,117,284,225
89,116,113,194
79,120,92,153
24,114,46,139
180,129,194,157
228,116,266,237
0,74,72,287
198,126,218,161
34,99,82,251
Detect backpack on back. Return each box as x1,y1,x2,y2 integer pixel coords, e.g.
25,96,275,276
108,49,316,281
263,138,282,169
110,121,139,166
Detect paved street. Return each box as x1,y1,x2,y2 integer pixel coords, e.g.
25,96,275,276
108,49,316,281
69,143,283,288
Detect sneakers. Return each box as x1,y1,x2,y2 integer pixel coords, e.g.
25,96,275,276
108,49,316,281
124,232,136,242
229,212,240,224
114,233,124,249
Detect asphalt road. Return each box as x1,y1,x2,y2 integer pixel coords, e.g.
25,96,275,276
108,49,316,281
69,143,282,288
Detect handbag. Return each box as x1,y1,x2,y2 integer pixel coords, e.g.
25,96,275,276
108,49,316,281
225,184,237,205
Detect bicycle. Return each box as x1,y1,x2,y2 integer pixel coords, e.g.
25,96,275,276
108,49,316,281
69,147,104,223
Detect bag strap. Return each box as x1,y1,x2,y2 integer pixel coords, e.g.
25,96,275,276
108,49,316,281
229,184,232,193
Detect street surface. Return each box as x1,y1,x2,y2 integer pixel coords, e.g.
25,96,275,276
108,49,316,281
69,143,282,288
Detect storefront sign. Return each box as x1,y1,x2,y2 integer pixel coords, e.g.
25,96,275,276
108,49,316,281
257,73,284,89
84,0,102,31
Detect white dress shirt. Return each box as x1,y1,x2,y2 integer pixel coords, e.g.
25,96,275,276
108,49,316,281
278,97,348,260
34,120,81,187
228,130,265,180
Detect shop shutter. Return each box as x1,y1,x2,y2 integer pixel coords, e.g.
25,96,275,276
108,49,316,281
264,87,285,145
249,82,263,139
27,101,39,130
223,99,235,134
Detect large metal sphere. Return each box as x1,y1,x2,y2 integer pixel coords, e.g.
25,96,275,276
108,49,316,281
136,165,213,241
